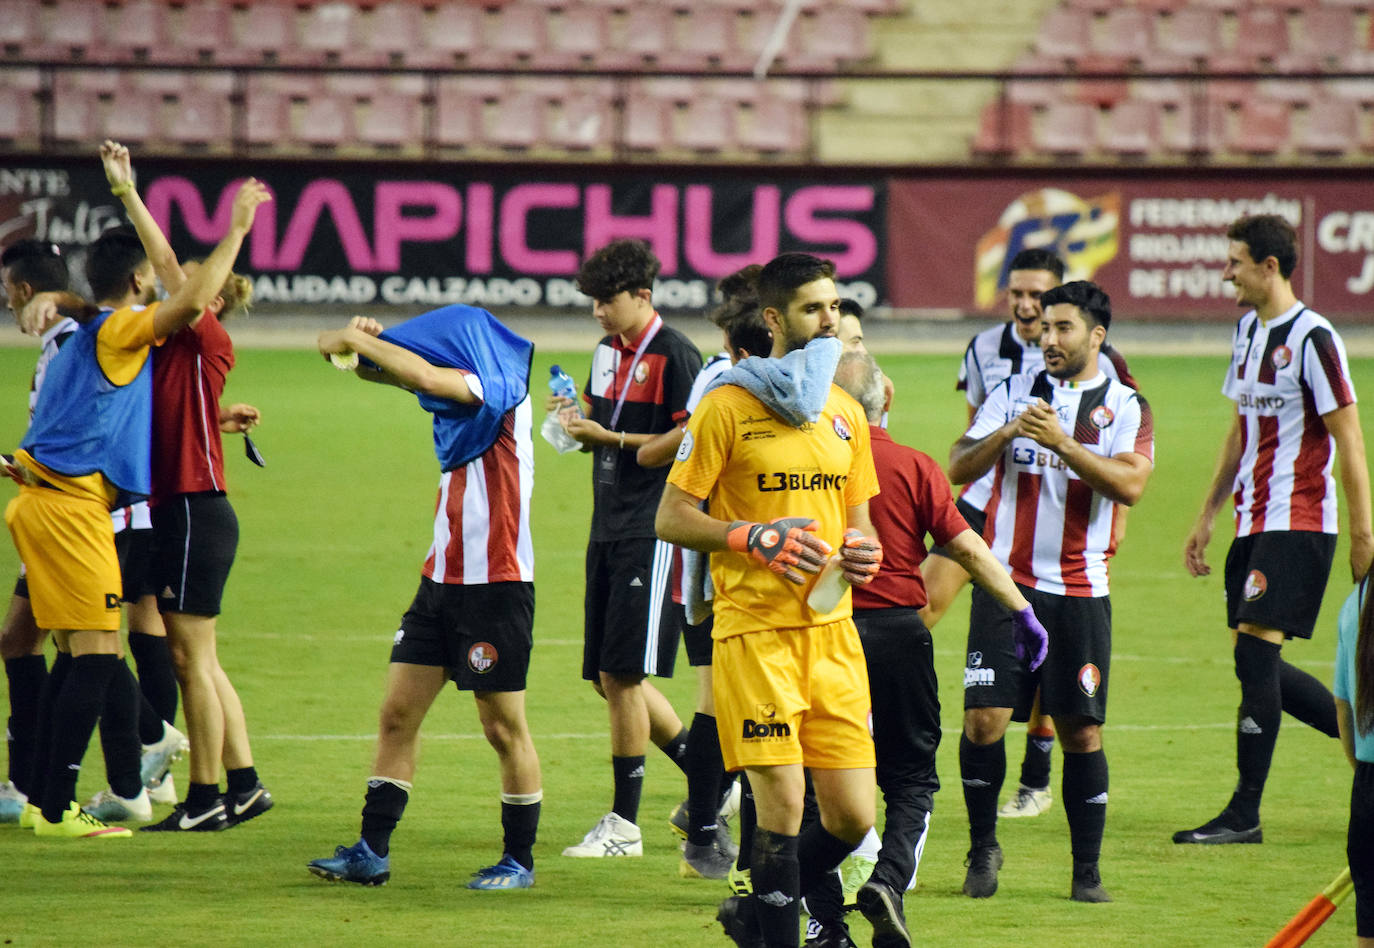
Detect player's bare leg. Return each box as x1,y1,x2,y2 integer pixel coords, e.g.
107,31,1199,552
475,689,542,880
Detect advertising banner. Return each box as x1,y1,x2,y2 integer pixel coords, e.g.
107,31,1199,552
0,161,886,310
888,174,1374,320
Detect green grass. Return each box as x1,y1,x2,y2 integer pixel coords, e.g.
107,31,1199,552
0,346,1369,947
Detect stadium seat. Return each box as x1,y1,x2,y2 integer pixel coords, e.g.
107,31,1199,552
245,90,290,147
0,86,39,143
1161,99,1228,154
1155,8,1221,62
487,91,545,149
477,3,550,67
1279,7,1357,70
356,2,427,68
622,94,673,151
639,77,699,105
298,2,359,66
1226,98,1290,155
737,95,807,154
166,88,232,147
1033,8,1091,63
0,0,40,59
1328,54,1374,104
173,1,236,65
549,5,625,67
357,91,424,149
801,7,874,65
129,68,190,98
3,67,43,93
1099,100,1161,156
106,0,180,64
674,8,752,71
677,97,735,152
1074,56,1130,108
1296,96,1360,155
298,95,355,148
232,4,298,65
434,81,483,148
971,100,1034,156
43,0,107,60
53,88,99,143
1095,8,1154,63
1257,77,1319,106
1032,101,1097,157
1230,8,1290,63
420,4,482,65
547,92,612,150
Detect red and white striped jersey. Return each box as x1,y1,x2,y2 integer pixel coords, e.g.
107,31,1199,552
422,396,534,585
1222,303,1356,537
971,371,1154,598
957,321,1135,511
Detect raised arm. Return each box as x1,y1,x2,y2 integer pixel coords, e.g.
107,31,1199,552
318,316,476,403
153,179,269,339
948,417,1020,485
1184,410,1243,578
1325,402,1373,581
101,140,186,296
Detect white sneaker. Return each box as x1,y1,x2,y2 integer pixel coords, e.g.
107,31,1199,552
141,722,189,788
998,785,1052,818
83,786,154,823
148,773,177,805
0,781,28,823
718,779,742,825
561,812,643,858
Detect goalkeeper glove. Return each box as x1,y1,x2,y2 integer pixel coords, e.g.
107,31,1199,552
727,518,831,585
1012,606,1049,672
839,528,883,585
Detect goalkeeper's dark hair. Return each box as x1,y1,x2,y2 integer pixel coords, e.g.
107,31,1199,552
709,265,771,358
757,252,835,315
576,239,661,301
1357,578,1374,737
86,226,149,303
1040,280,1112,331
1,239,69,293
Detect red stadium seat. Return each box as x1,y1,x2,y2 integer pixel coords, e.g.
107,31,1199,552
298,95,355,148
622,5,676,65
1099,100,1161,156
1155,8,1220,62
1074,55,1130,108
1034,8,1091,63
673,8,750,71
971,100,1033,156
802,7,874,65
550,5,625,67
106,0,182,64
420,4,482,65
548,92,612,150
1279,7,1357,70
357,91,424,149
357,2,427,68
622,94,673,151
487,91,545,149
1226,98,1290,154
1230,7,1290,63
1296,96,1359,155
737,95,807,154
166,88,232,146
101,89,162,144
434,81,483,148
0,86,39,143
677,97,735,152
44,0,107,60
476,3,550,67
1095,8,1154,63
1032,101,1097,157
1162,99,1227,154
0,0,41,58
244,89,290,147
298,2,359,66
52,87,99,142
233,4,298,65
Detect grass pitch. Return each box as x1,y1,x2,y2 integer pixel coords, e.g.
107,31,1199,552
0,344,1368,947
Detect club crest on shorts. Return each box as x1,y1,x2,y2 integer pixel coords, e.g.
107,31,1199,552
1090,405,1114,429
832,415,852,441
634,361,650,385
1271,345,1292,371
1078,663,1101,697
468,642,498,674
1244,569,1267,601
676,429,694,461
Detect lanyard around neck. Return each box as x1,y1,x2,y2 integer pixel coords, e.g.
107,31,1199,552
610,314,662,430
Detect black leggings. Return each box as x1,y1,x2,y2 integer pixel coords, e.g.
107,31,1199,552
1351,760,1374,938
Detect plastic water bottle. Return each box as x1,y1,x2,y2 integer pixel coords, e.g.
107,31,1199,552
548,365,583,417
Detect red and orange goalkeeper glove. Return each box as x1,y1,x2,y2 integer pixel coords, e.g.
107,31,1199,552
727,518,832,585
839,528,883,585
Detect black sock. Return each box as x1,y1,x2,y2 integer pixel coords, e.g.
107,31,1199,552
797,823,855,897
500,790,541,871
4,654,47,794
96,659,143,799
128,631,178,727
960,733,1005,848
1019,728,1055,791
751,828,800,948
804,866,845,927
187,781,221,811
658,727,689,775
227,766,259,795
361,777,410,857
1279,659,1339,738
136,691,164,746
611,755,645,824
43,653,119,822
685,713,724,846
28,651,70,805
1231,636,1281,825
1062,749,1108,865
736,774,755,872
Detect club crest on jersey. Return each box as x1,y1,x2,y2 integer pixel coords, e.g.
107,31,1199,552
634,361,650,385
468,642,498,674
1078,663,1102,697
1270,345,1292,371
676,430,694,461
1244,569,1267,601
1089,405,1114,429
832,416,852,441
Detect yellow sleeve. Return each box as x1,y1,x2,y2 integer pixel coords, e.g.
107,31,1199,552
843,402,879,507
667,389,734,501
96,303,160,386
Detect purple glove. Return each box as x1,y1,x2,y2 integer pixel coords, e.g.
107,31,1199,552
1012,606,1048,672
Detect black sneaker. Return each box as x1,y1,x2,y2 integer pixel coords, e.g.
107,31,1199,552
716,895,765,948
223,782,274,828
1171,810,1262,845
962,843,1003,898
1071,862,1112,903
140,799,228,832
804,918,856,948
856,878,911,947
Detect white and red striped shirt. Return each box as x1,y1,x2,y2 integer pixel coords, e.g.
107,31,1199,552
971,371,1154,598
422,396,534,585
1222,303,1356,537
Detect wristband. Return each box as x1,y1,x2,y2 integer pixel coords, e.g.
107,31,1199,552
110,181,133,197
618,430,625,451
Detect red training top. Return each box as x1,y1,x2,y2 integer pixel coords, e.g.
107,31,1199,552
151,310,234,503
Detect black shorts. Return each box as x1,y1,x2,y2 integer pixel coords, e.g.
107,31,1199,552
151,493,238,617
1352,761,1374,937
114,527,155,603
582,537,680,680
13,575,26,599
1224,531,1336,639
392,577,533,692
683,606,714,667
928,498,986,559
964,584,1112,724
854,607,940,804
